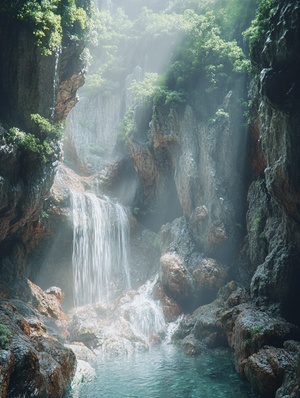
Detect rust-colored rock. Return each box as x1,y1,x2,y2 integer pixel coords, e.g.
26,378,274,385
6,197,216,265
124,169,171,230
192,258,227,302
159,252,192,308
152,283,182,322
244,347,294,397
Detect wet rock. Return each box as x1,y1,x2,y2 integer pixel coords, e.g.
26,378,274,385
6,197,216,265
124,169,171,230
159,249,228,311
160,252,193,310
181,334,206,356
173,282,246,350
158,217,196,262
68,305,108,347
244,347,295,397
68,302,149,354
0,298,76,398
152,283,182,322
72,359,96,386
219,304,300,374
192,257,227,303
14,279,68,324
45,287,65,303
245,0,300,326
65,343,96,364
0,350,14,398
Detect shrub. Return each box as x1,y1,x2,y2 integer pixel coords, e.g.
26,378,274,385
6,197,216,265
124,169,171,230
5,114,62,163
0,0,91,55
243,0,277,53
0,325,11,349
30,113,63,139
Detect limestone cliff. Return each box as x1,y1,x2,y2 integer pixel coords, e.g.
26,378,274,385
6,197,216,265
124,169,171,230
0,7,87,398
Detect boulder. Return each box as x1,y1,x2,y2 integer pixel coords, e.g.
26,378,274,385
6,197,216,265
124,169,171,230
244,347,295,397
0,299,76,398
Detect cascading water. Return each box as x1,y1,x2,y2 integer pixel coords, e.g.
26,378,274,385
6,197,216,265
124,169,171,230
118,275,166,343
71,190,131,306
51,44,61,121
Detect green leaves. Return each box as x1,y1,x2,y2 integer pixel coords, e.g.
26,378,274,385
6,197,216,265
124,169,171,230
30,113,63,139
0,325,11,349
0,0,91,55
5,114,63,163
243,0,277,53
165,11,248,95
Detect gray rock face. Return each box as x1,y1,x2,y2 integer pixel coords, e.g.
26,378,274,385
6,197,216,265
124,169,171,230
0,11,87,398
129,82,247,263
245,0,300,325
0,17,86,287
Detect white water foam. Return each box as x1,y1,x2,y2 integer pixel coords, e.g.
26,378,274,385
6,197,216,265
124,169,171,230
71,191,131,306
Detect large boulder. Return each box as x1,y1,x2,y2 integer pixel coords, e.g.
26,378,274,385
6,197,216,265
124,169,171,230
0,300,76,398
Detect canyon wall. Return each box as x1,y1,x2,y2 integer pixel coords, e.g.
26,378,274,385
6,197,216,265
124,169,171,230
0,10,87,398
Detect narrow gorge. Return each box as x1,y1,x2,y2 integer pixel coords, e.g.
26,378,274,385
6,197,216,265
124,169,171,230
0,1,300,397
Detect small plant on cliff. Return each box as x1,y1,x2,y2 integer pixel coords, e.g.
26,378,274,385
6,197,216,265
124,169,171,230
119,109,136,141
0,324,11,349
250,206,267,236
5,113,64,162
243,0,277,53
30,113,63,140
249,326,263,336
5,127,54,163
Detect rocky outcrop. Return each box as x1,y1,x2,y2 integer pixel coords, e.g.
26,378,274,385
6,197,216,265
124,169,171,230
0,8,88,398
244,0,300,326
0,296,76,398
157,217,228,312
128,81,247,262
0,13,86,264
174,281,300,396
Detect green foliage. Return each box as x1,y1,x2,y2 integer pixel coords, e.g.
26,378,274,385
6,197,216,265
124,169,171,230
243,0,277,53
153,87,186,107
119,109,136,140
0,0,91,55
209,107,230,124
164,11,248,96
17,0,62,55
250,210,266,235
0,325,11,349
167,0,256,39
30,113,63,139
5,114,62,163
128,73,160,105
39,210,49,219
5,127,53,163
249,326,263,336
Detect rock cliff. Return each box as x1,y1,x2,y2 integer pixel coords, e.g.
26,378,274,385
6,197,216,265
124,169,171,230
0,8,86,398
1,0,300,397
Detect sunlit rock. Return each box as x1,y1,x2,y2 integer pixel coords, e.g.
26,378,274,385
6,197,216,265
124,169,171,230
65,343,96,364
159,252,193,310
0,300,76,398
152,283,182,322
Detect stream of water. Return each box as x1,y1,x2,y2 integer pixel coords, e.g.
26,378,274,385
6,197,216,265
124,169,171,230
68,177,260,398
69,344,260,398
71,191,131,306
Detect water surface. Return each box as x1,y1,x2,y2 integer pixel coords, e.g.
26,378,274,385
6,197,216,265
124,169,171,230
70,344,260,398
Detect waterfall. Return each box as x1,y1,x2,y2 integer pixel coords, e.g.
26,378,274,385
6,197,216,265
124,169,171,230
51,44,62,121
119,275,166,342
71,191,131,306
